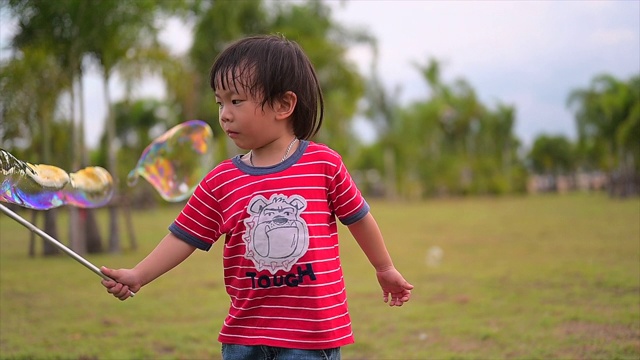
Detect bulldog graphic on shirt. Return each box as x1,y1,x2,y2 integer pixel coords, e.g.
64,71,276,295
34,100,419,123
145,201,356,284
243,194,309,273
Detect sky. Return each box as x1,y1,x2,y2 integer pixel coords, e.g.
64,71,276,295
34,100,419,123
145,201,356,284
328,0,640,146
1,0,639,149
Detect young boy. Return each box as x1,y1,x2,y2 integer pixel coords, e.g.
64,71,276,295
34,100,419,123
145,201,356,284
102,34,413,360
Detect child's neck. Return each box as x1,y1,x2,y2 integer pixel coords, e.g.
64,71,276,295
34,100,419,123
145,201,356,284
245,136,299,167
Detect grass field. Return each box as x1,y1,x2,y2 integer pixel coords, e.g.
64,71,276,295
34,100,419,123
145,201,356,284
0,193,638,359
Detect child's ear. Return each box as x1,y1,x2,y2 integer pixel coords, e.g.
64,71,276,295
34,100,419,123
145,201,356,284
275,91,297,120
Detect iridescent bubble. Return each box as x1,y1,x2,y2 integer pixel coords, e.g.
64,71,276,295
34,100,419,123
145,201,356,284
127,120,214,202
65,167,115,208
0,149,114,210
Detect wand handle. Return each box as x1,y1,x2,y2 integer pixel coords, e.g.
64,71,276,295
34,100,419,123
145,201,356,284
0,203,135,297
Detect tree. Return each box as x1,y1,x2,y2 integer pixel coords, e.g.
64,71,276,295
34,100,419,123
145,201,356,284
361,37,402,199
0,23,71,255
181,0,269,161
178,0,367,164
270,1,367,161
527,134,576,193
87,0,179,253
5,0,103,254
528,135,575,175
94,99,174,206
362,58,525,198
568,73,640,196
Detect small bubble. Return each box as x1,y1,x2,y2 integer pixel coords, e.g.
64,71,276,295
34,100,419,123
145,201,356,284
426,246,444,267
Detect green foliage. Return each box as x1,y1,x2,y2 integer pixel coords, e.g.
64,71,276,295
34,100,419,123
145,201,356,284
186,0,269,151
86,0,160,73
92,99,175,204
181,0,367,161
270,1,366,158
568,74,640,172
528,134,576,174
358,58,526,198
3,0,637,202
1,195,638,359
0,45,69,163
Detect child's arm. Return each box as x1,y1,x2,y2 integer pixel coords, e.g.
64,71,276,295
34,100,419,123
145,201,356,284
100,232,196,300
347,212,414,306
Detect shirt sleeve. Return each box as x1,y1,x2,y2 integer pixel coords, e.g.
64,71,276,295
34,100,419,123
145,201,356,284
169,177,223,251
327,157,369,225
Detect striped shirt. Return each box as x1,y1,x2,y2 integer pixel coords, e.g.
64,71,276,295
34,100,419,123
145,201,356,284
169,140,370,349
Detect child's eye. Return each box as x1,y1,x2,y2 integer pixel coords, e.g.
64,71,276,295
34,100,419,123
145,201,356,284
232,99,243,105
216,101,223,108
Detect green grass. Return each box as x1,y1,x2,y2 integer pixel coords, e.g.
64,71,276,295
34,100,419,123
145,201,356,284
1,194,638,359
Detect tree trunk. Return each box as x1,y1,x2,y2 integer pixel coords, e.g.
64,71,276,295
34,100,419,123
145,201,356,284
29,211,37,257
69,77,86,255
39,96,59,256
85,209,104,253
122,196,138,251
42,208,60,256
78,71,103,253
104,72,121,253
383,147,397,200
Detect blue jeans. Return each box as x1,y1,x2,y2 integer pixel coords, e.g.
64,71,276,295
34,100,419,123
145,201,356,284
221,344,341,360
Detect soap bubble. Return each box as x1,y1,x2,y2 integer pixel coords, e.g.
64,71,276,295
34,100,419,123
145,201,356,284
0,149,114,210
127,120,214,202
426,246,444,267
65,167,115,207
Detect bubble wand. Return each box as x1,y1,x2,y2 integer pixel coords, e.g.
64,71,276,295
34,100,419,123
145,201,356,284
0,203,121,285
0,149,135,296
1,120,214,296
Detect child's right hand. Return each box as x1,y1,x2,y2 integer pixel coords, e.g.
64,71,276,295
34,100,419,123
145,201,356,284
100,266,141,301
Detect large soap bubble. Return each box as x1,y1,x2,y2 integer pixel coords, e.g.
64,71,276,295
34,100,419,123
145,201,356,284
127,120,214,202
0,149,114,210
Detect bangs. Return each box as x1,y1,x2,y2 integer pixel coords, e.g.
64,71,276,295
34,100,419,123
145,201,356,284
211,60,256,95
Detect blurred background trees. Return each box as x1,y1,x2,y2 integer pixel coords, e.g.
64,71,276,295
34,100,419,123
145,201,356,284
1,0,638,256
568,74,640,197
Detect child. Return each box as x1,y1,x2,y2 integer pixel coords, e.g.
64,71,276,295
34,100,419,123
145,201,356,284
101,34,413,360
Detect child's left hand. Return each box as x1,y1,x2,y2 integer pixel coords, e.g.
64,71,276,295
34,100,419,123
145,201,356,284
376,267,414,306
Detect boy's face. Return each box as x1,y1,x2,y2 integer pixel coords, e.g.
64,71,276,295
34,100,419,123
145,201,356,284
214,76,281,151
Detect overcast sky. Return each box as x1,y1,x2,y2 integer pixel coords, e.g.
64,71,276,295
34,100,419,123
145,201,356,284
1,0,639,149
329,0,640,146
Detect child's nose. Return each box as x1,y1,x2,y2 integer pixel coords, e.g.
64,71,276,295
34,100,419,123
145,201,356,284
219,106,231,123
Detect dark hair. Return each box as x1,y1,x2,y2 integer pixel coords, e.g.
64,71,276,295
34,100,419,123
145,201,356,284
209,34,324,140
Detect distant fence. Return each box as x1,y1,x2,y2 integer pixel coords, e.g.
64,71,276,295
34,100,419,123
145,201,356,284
527,171,639,197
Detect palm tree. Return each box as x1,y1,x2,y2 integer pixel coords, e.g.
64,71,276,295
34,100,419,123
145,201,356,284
87,0,178,253
361,37,402,199
1,1,76,255
568,74,640,197
271,1,367,160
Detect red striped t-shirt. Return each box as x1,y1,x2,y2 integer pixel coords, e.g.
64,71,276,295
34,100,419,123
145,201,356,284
169,140,369,349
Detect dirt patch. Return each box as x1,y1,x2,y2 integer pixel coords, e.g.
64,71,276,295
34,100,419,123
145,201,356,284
556,321,638,342
554,321,640,358
153,342,176,355
447,336,492,353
